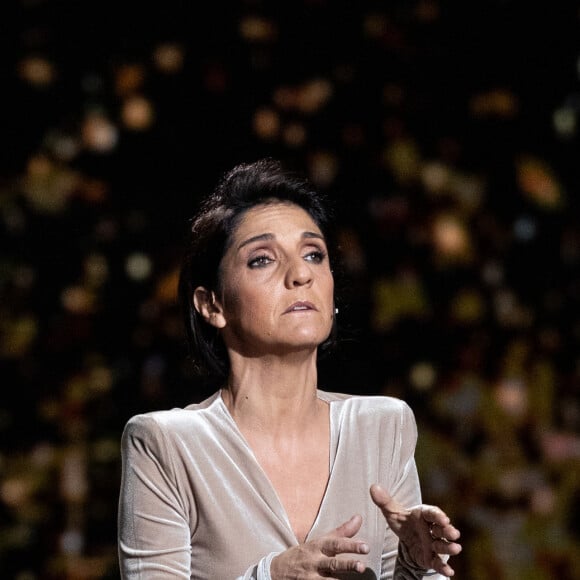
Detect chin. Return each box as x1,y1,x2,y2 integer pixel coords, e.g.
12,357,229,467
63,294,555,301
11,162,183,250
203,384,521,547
282,333,329,352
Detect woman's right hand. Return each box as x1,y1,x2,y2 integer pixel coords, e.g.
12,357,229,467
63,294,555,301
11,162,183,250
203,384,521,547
269,515,370,579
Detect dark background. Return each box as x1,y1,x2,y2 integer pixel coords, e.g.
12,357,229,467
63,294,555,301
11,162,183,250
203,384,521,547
1,1,580,578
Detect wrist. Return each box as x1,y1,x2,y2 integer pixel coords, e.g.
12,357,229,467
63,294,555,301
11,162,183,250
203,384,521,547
397,541,428,573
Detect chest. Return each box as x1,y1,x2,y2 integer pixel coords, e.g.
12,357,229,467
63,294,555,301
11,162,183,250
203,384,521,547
253,441,330,543
187,420,388,579
185,399,400,578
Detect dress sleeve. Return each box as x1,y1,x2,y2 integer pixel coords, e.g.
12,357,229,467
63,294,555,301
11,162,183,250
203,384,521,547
118,414,282,579
235,552,279,579
118,414,192,579
381,402,449,580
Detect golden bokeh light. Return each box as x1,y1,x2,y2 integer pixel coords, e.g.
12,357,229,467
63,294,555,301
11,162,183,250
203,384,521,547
121,95,155,130
17,56,56,87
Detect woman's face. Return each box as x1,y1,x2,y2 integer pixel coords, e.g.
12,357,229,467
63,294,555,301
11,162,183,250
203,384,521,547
216,202,334,357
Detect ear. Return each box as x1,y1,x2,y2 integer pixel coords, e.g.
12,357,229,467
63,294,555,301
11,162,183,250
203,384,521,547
193,287,226,329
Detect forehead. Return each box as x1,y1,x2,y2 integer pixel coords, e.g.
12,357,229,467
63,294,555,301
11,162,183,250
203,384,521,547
231,202,323,241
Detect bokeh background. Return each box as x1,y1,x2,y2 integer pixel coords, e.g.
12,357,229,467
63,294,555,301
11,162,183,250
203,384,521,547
2,1,580,578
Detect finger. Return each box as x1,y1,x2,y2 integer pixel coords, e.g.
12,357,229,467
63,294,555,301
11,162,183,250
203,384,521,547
369,484,410,515
321,537,370,557
323,515,368,558
431,553,457,577
332,514,363,538
440,523,461,542
432,538,463,556
429,520,461,543
421,505,450,527
319,556,367,576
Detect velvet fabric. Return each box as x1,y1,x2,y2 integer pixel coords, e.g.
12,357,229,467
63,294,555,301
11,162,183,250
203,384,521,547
118,390,446,579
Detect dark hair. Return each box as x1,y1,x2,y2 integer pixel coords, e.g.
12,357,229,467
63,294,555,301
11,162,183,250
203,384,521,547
178,158,337,378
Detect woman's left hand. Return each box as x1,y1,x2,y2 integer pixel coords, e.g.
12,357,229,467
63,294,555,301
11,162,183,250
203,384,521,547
370,484,462,577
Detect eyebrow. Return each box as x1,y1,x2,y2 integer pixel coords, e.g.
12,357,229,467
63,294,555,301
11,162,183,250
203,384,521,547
237,231,325,250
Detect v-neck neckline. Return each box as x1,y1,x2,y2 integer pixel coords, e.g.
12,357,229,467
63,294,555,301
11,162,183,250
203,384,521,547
216,390,340,544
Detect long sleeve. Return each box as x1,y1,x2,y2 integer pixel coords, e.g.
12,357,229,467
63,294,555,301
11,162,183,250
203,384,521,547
118,413,281,580
235,552,278,580
380,403,449,580
118,415,193,578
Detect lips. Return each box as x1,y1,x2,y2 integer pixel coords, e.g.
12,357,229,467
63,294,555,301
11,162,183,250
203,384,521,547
283,301,317,314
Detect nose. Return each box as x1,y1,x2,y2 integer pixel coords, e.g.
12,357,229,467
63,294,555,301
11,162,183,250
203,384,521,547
285,257,313,288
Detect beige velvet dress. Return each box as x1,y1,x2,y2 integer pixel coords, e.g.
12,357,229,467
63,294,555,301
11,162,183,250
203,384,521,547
118,390,446,579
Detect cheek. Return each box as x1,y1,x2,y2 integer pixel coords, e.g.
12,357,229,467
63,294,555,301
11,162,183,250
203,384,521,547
223,281,270,322
324,273,335,303
219,277,242,317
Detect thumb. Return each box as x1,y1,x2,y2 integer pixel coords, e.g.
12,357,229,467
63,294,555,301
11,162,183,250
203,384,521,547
332,514,363,538
370,484,409,516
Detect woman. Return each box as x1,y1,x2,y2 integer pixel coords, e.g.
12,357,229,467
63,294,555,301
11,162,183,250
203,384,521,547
118,159,462,579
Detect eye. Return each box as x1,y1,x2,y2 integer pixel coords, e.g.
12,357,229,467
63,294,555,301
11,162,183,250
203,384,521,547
304,250,327,264
248,254,274,268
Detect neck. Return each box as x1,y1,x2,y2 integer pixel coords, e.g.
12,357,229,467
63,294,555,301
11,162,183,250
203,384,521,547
222,349,321,432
